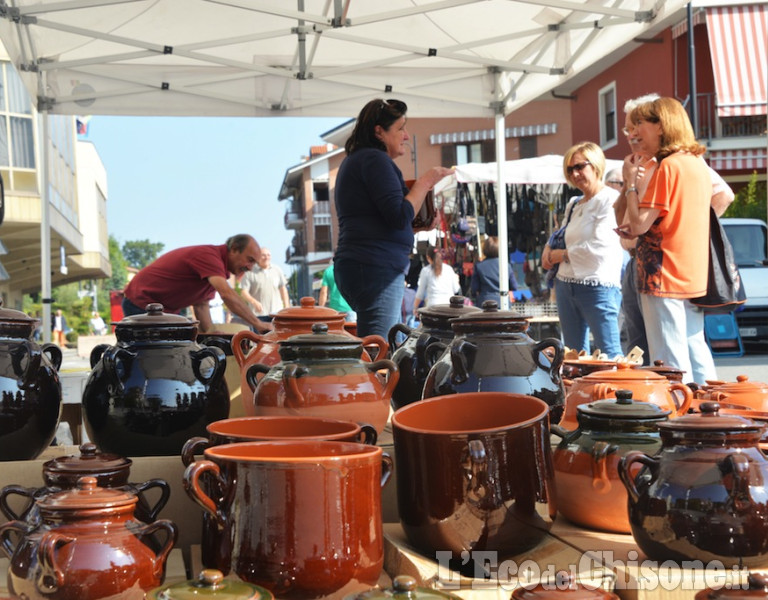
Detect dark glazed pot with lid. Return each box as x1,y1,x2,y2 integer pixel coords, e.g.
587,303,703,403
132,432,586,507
0,301,63,461
421,301,565,420
388,295,480,411
146,569,274,600
82,303,229,457
344,575,463,599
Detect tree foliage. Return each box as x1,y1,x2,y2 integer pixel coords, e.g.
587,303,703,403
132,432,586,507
109,236,129,291
122,239,164,269
723,171,767,221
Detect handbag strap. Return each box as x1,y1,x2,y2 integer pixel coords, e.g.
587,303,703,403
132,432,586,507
561,198,578,230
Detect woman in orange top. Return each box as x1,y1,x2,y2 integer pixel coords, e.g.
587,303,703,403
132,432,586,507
619,97,716,384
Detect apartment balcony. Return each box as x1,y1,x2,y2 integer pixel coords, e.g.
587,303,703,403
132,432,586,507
284,209,305,230
286,243,307,265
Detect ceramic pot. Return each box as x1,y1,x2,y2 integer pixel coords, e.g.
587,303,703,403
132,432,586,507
345,575,463,600
0,476,177,600
247,323,398,434
0,301,63,461
232,297,387,412
551,390,669,533
561,359,617,380
82,303,229,456
421,302,565,421
146,569,274,600
694,572,768,599
391,392,556,571
388,296,479,411
511,571,619,600
693,375,768,412
618,402,768,567
559,363,692,431
183,441,392,599
0,442,170,524
632,360,685,383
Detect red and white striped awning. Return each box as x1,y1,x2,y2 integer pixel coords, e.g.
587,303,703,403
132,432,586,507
706,5,767,118
708,148,767,171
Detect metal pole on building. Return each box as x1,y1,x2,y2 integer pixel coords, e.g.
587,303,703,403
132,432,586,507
687,2,698,137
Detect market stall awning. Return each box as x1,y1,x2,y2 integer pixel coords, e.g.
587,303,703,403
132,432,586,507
708,148,767,172
706,4,768,118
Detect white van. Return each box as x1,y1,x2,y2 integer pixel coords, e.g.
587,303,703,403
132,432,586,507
721,218,768,347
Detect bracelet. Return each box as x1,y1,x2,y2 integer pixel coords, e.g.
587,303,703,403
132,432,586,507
627,186,638,194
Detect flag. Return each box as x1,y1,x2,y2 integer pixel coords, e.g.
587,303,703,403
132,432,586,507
76,116,91,136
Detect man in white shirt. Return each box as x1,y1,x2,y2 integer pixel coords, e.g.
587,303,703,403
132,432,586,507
239,248,290,321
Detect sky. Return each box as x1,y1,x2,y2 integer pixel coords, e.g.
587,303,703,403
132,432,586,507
85,115,349,276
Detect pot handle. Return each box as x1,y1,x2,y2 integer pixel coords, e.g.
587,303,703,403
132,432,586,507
128,479,172,523
591,441,619,494
721,454,753,512
549,424,579,444
41,343,63,372
356,423,378,446
533,337,565,377
137,519,179,579
360,334,389,362
12,340,42,390
669,382,693,416
103,346,136,396
415,333,439,377
183,460,228,530
618,450,659,504
37,530,75,593
245,363,271,393
424,340,447,373
381,452,394,488
387,323,411,353
88,343,110,369
449,340,476,385
366,359,399,400
0,519,27,559
0,484,40,521
231,330,263,368
191,346,227,386
181,436,211,467
282,364,310,408
591,383,616,402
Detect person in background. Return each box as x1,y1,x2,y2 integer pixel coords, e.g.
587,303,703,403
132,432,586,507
470,236,518,307
605,168,624,192
239,247,290,321
52,309,68,346
89,311,107,336
319,263,356,322
413,246,461,312
122,234,273,334
333,98,453,338
616,96,730,383
542,142,624,357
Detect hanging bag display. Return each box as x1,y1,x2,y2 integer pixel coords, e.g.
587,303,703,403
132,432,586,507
691,207,747,313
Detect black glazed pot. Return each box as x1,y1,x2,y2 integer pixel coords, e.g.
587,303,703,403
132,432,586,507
82,303,229,457
0,301,62,461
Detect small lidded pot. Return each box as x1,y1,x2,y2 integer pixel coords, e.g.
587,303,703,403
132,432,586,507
552,390,670,533
146,569,274,600
618,402,768,567
694,375,768,412
511,571,619,600
0,476,178,600
344,575,463,600
695,572,768,599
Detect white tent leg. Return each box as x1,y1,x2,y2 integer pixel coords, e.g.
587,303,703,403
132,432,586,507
40,110,52,343
495,110,510,310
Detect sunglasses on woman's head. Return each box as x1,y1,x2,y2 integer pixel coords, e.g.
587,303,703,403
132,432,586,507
566,161,591,175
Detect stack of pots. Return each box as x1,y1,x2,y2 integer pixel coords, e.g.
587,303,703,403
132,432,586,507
0,301,63,461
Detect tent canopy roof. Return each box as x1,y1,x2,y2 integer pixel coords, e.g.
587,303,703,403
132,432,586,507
0,0,686,118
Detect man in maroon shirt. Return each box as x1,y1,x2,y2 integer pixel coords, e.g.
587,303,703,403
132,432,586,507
122,234,273,333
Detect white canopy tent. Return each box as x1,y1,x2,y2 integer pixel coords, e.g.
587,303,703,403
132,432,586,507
0,0,687,329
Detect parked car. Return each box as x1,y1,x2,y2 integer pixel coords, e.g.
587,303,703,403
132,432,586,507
721,218,768,348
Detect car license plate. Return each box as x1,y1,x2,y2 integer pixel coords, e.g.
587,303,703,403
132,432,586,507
739,327,758,338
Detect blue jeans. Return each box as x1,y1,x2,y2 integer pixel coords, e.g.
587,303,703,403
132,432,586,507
334,259,405,339
620,257,650,362
640,294,717,385
554,279,622,357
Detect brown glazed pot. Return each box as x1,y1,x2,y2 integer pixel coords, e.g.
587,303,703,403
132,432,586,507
232,297,387,411
391,392,556,572
559,363,691,430
0,476,177,600
82,303,229,456
511,571,619,600
695,572,768,599
561,359,618,380
422,302,565,422
183,441,392,600
0,442,170,525
180,416,377,575
551,390,669,533
146,569,274,600
388,296,480,411
618,402,768,567
632,360,685,383
0,301,63,461
247,323,398,434
693,375,768,412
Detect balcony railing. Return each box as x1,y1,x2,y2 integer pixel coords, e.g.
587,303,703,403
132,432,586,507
694,93,767,142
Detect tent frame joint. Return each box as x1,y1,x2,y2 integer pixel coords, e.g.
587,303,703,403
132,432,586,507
635,10,655,22
37,96,54,112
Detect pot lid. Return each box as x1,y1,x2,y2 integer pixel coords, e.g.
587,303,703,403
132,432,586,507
511,572,618,600
37,476,137,511
581,362,665,382
706,375,768,395
578,390,672,420
633,360,685,377
283,323,361,346
657,402,763,432
418,295,480,322
115,303,198,328
0,300,37,325
449,301,529,329
696,573,768,599
345,575,463,600
273,296,345,323
43,443,132,476
147,569,274,600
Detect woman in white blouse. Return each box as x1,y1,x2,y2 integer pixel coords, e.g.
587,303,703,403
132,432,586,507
413,246,461,312
542,142,624,357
